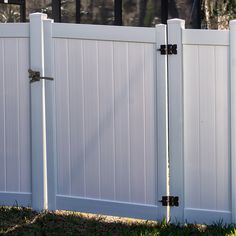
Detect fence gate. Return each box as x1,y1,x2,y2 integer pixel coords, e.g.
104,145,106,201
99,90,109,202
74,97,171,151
28,13,169,220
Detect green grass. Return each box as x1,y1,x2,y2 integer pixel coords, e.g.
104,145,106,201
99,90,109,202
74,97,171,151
0,206,236,236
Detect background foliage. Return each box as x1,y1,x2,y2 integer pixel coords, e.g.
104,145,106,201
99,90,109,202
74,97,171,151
202,0,236,29
1,0,236,29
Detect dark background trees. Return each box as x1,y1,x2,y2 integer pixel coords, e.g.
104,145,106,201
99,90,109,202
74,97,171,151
1,0,236,29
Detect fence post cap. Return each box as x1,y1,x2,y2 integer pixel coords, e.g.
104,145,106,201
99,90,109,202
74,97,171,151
155,24,166,29
29,13,48,20
167,18,185,25
44,18,54,23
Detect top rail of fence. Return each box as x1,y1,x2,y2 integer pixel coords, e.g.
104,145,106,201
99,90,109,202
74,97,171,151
0,23,29,38
52,23,156,43
182,29,229,46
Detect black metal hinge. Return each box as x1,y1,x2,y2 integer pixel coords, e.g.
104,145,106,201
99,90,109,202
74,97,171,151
158,44,177,55
159,196,179,207
28,69,54,83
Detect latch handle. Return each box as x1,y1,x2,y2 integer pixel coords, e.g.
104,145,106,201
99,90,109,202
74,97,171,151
28,69,54,83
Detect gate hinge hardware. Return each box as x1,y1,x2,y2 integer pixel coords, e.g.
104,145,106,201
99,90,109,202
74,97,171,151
158,44,177,55
28,69,54,83
159,196,179,207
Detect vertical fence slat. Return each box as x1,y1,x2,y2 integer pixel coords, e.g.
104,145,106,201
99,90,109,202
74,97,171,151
215,46,230,212
68,40,85,197
113,42,130,203
184,45,202,210
18,38,31,193
5,39,19,192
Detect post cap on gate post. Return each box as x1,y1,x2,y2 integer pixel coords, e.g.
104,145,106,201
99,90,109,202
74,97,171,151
167,18,185,28
29,13,48,37
29,12,48,21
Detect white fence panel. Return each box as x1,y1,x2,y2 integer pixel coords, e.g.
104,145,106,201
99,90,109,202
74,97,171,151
47,23,168,220
183,43,231,223
0,24,31,206
53,38,156,201
170,24,232,224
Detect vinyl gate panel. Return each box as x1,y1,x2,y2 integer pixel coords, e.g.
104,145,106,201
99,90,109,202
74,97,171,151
182,30,231,223
53,39,157,214
49,23,167,220
0,24,31,206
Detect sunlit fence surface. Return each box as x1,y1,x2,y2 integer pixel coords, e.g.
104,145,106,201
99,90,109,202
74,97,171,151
0,13,236,225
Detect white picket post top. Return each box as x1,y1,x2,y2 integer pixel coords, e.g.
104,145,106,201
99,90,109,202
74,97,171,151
30,13,48,211
230,19,236,223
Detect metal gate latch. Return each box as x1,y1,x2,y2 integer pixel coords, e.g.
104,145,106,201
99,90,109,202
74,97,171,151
28,69,54,83
159,196,179,207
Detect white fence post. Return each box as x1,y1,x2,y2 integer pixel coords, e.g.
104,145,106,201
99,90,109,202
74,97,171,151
167,19,185,222
156,24,169,221
230,19,236,223
30,13,48,211
43,18,57,211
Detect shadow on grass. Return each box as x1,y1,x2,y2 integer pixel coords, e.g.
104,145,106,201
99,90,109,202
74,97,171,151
0,206,236,236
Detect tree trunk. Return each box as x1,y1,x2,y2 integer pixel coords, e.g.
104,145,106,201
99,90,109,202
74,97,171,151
169,0,179,18
139,0,148,25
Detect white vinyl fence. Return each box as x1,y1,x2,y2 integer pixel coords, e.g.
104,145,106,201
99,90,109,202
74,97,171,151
168,22,233,223
0,13,236,224
182,29,230,223
0,24,31,206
